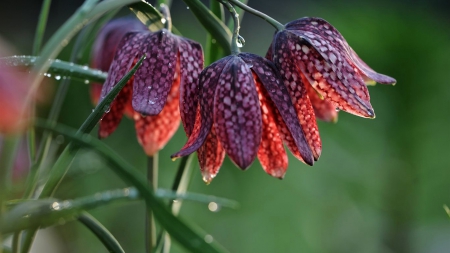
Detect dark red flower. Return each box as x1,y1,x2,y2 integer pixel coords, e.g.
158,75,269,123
90,17,147,105
267,17,396,158
94,21,203,156
172,53,314,183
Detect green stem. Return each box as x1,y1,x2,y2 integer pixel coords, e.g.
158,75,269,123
146,154,158,252
227,0,284,31
32,0,52,55
221,1,241,54
158,4,172,31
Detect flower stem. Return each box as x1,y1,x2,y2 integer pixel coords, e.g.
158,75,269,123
220,0,241,55
159,4,172,32
146,153,158,252
227,0,285,31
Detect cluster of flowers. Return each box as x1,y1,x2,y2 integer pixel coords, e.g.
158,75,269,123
91,17,395,183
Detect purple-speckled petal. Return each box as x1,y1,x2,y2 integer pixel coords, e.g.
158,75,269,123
286,17,396,84
240,53,314,165
132,30,178,115
171,57,233,159
282,30,375,118
272,31,322,160
197,128,225,184
178,37,204,135
213,56,262,170
100,32,140,101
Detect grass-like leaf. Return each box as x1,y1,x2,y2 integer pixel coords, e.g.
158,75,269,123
182,0,232,55
1,188,139,234
129,1,164,31
0,56,107,83
34,121,229,253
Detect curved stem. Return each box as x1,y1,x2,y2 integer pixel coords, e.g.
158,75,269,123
220,1,240,55
227,0,284,31
159,4,172,32
146,154,158,252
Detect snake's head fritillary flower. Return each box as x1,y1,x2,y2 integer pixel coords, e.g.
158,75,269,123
267,17,396,158
172,53,314,183
90,17,147,105
98,27,203,156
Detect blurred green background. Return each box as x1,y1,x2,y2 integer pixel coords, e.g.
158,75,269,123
2,0,450,252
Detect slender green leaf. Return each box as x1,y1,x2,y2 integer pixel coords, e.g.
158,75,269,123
182,0,232,54
0,56,107,83
1,188,139,234
129,1,164,31
32,0,52,55
34,121,229,253
205,1,225,65
78,212,125,253
155,189,239,209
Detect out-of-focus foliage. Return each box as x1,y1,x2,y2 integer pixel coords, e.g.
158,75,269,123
1,0,449,252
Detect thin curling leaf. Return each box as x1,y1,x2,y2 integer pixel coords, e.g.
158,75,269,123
182,0,232,55
0,56,107,83
1,188,139,234
34,121,229,253
78,213,125,253
129,1,165,31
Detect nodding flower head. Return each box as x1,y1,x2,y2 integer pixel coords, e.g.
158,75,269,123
266,17,396,159
90,17,147,105
172,53,315,183
94,20,203,156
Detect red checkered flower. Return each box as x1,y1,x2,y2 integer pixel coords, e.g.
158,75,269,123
267,17,396,158
90,17,146,105
94,21,203,156
172,53,314,183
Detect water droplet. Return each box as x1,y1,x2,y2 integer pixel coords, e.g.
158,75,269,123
82,65,89,70
186,6,190,9
204,235,213,244
208,202,220,212
147,86,152,90
161,18,167,24
211,39,216,44
246,64,253,69
55,75,61,80
104,105,111,113
55,135,65,145
84,80,89,84
51,202,61,211
148,100,155,105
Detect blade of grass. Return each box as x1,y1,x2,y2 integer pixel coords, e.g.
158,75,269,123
205,1,225,65
78,212,125,253
34,121,229,253
32,0,52,55
1,188,139,234
1,56,107,83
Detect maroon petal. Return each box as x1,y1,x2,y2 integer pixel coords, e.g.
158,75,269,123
254,78,289,178
286,17,395,84
132,30,178,115
306,83,338,122
134,67,181,156
178,38,204,135
287,34,375,118
213,56,262,170
171,57,233,159
240,53,314,165
100,32,140,101
273,32,322,160
197,128,225,184
98,80,133,138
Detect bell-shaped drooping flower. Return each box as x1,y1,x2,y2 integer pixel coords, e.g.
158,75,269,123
267,17,396,159
95,21,203,156
172,53,314,183
90,17,147,105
